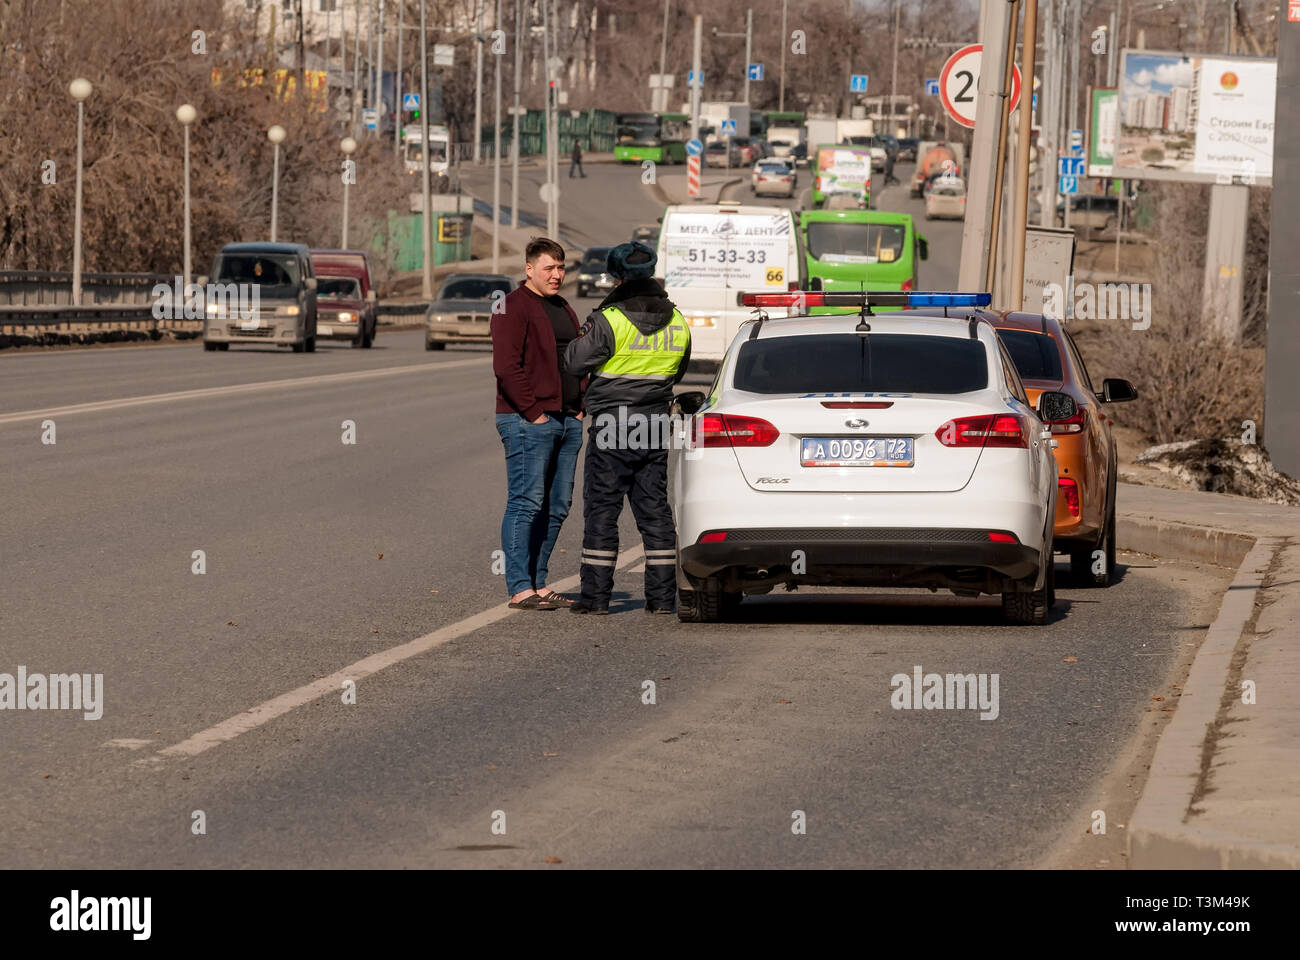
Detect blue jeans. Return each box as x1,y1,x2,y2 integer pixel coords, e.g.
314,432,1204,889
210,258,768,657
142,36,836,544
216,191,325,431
495,413,584,596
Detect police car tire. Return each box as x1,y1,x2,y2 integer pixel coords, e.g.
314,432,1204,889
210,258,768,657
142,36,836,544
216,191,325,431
1001,558,1054,626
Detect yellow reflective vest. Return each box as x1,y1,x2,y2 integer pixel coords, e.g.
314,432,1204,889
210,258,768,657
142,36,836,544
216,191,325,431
595,305,691,380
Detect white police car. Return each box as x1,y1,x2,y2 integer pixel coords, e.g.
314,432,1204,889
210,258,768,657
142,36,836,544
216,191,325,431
672,291,1067,625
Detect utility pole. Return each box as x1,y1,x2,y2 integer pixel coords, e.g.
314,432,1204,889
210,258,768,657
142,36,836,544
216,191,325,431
351,0,363,135
367,0,375,125
690,14,702,144
543,0,557,237
1010,0,1038,309
657,1,671,114
474,0,484,164
511,0,522,228
985,0,1019,295
374,0,385,138
395,0,403,159
492,0,502,272
1266,0,1300,475
957,0,1016,293
779,0,788,112
744,8,752,106
889,0,901,139
419,0,433,299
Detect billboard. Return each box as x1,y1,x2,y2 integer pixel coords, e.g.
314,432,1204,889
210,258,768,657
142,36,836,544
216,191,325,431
1087,88,1118,177
1114,50,1275,185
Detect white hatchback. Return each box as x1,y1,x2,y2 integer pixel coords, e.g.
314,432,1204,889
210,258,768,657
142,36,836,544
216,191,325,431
672,293,1064,625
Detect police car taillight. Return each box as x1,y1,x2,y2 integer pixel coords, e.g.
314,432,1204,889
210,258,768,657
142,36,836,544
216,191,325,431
696,413,780,448
935,414,1028,449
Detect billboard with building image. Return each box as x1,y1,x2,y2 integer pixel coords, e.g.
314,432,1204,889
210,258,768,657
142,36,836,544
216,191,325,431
1113,49,1275,185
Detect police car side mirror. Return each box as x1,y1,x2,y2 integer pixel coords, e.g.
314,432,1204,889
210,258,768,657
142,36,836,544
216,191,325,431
1037,391,1077,422
918,238,929,261
807,276,824,291
674,391,707,415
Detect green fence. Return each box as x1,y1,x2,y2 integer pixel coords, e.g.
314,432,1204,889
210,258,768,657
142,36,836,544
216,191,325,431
385,211,473,272
477,108,616,157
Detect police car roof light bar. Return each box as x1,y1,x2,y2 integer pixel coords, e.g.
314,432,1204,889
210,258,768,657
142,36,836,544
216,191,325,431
737,291,993,309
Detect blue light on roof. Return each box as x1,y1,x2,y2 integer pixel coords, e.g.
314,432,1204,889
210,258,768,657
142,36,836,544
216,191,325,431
904,293,992,307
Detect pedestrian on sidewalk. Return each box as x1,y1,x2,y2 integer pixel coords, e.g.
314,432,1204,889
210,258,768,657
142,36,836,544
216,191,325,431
569,138,586,179
563,242,691,615
490,238,587,611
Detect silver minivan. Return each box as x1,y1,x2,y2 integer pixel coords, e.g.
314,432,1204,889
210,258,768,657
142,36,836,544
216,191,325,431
202,242,319,352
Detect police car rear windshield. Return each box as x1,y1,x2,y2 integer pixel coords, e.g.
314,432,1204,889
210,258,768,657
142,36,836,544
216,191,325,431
734,334,988,394
998,330,1064,381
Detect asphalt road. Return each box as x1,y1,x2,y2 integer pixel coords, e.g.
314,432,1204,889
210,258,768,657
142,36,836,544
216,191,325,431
1,318,1230,867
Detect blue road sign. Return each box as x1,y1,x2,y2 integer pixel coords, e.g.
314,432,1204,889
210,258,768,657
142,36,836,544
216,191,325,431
403,92,420,111
925,78,940,96
1058,157,1085,177
1032,92,1038,109
687,70,705,89
363,108,378,130
686,138,703,157
1069,128,1084,152
747,63,764,82
850,74,869,93
1059,175,1079,194
720,118,737,135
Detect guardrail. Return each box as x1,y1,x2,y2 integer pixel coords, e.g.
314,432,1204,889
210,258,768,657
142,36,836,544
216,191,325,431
0,271,170,307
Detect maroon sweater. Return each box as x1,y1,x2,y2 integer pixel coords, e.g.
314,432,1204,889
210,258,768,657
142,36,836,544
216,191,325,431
491,284,582,422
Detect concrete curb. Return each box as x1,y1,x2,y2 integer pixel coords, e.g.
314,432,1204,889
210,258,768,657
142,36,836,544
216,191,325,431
1116,510,1298,867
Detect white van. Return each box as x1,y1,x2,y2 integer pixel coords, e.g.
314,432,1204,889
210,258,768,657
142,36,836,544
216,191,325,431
655,204,806,363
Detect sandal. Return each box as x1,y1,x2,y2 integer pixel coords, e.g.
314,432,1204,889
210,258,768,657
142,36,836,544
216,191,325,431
537,590,574,607
508,593,558,610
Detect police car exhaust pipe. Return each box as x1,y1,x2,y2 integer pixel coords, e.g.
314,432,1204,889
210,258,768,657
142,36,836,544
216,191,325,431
756,568,771,578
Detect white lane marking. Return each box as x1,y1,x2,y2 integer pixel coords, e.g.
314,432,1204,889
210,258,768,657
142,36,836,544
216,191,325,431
0,357,490,426
143,546,645,765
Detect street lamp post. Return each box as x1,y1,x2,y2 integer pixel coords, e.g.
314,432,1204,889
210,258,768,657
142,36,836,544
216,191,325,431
268,124,286,242
69,78,92,307
176,104,197,295
340,136,357,247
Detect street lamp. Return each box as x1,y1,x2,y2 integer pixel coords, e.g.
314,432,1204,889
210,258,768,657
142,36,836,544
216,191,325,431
176,104,197,296
69,78,92,307
267,125,286,242
340,136,357,247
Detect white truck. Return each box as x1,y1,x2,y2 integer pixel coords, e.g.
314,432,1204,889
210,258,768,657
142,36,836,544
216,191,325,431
402,125,451,189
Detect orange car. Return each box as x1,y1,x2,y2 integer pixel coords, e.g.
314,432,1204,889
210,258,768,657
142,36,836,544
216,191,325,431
991,312,1137,586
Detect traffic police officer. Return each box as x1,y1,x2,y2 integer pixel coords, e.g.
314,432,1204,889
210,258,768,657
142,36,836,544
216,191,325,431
563,241,691,615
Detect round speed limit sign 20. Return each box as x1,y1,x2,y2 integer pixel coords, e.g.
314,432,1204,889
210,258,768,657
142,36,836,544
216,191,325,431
939,43,1022,129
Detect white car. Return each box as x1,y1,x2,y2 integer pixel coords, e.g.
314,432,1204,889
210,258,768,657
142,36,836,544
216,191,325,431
655,203,807,363
751,159,796,197
672,292,1063,625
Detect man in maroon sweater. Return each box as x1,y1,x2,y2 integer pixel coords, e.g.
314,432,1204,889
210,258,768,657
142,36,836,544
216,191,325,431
491,238,586,610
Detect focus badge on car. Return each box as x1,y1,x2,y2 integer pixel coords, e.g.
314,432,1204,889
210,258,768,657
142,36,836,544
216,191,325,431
845,418,870,429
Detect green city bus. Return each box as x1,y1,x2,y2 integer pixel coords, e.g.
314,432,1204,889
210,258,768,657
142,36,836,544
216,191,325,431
614,112,688,164
799,210,929,314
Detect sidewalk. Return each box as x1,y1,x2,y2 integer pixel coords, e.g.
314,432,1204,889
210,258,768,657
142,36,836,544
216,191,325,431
1117,482,1300,868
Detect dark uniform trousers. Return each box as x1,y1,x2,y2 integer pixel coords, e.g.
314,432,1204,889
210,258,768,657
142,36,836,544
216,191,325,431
579,411,677,607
